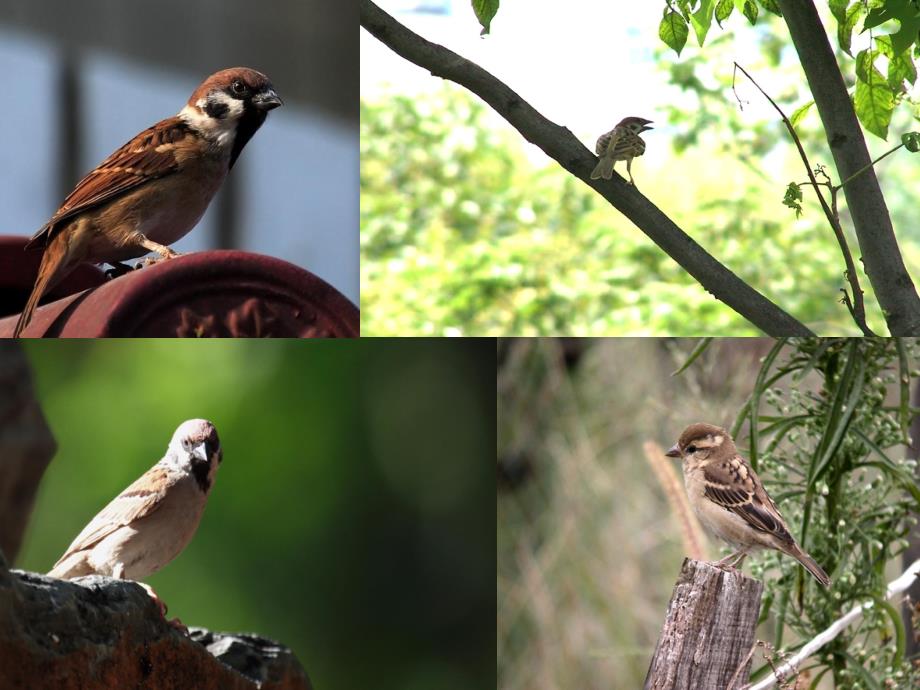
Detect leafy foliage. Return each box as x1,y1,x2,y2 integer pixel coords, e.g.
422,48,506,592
472,0,500,35
658,0,920,141
361,87,891,335
726,338,920,687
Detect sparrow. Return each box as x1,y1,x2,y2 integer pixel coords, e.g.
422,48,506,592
666,423,830,587
590,116,653,185
48,419,222,596
13,67,282,338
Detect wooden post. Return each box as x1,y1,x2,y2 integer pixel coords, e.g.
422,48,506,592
644,558,763,690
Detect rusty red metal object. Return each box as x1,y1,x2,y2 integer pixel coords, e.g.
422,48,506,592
0,236,358,337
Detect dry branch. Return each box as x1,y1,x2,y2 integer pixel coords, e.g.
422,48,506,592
644,559,763,690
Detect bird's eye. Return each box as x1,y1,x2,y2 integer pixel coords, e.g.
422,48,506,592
687,444,697,453
231,80,246,96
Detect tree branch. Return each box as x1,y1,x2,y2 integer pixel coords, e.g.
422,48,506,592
776,0,920,335
360,0,814,336
733,63,873,336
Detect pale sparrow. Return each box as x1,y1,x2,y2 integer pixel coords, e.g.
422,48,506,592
49,419,222,587
666,423,830,587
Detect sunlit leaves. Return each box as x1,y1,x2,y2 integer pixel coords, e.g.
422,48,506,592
715,0,734,27
472,0,499,35
660,9,690,55
783,182,804,217
790,100,815,128
902,131,920,152
855,49,895,139
864,0,920,56
690,0,716,46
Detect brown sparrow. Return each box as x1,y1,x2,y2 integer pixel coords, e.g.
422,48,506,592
590,116,652,185
48,419,222,585
666,423,830,587
13,67,282,338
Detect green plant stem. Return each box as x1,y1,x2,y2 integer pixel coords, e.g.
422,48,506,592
733,63,874,336
834,144,905,193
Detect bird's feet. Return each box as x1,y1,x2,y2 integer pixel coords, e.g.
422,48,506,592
711,551,748,575
138,582,189,636
134,251,182,270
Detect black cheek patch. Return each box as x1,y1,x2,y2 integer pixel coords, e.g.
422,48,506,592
204,97,229,120
191,460,212,493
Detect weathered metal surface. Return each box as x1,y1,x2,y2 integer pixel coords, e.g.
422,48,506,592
0,237,358,337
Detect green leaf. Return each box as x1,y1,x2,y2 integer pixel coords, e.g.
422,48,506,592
715,0,733,26
757,0,781,16
671,338,713,376
690,0,716,46
783,182,804,218
864,0,920,56
742,0,758,24
828,0,849,24
790,100,814,128
472,0,500,35
659,10,690,55
855,49,895,139
839,2,865,57
887,48,918,90
902,131,920,152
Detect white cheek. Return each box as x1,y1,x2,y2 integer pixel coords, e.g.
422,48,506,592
178,95,241,148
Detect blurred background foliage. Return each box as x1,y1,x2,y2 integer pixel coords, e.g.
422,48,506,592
16,339,493,690
498,338,920,689
361,8,920,335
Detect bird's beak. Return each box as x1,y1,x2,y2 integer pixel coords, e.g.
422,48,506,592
643,123,654,132
665,443,681,458
190,442,209,463
254,89,283,111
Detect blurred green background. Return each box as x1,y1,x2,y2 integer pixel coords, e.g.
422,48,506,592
15,339,493,690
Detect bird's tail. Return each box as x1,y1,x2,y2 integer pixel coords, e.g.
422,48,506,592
13,239,69,338
590,156,616,180
786,542,830,587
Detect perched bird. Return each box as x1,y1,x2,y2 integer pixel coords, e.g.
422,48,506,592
49,419,222,604
590,116,653,185
13,67,282,338
666,423,830,587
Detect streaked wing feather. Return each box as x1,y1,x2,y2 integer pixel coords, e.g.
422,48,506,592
27,118,189,250
703,455,794,543
53,465,173,564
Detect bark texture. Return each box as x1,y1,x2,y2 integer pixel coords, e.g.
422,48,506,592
644,558,763,690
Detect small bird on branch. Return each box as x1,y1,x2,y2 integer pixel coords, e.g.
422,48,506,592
590,116,653,186
666,423,831,587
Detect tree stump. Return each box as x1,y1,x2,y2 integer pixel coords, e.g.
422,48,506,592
644,558,763,690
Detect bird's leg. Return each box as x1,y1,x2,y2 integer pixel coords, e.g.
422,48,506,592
626,157,636,186
713,550,748,572
137,581,189,634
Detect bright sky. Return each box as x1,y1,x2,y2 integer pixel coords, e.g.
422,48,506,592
360,0,892,174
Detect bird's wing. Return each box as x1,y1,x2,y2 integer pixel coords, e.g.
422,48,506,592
52,465,174,566
595,128,623,156
26,117,190,250
702,454,794,544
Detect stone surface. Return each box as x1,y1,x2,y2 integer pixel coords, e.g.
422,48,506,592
0,556,311,690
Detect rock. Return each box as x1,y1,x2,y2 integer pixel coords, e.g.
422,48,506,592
0,558,311,690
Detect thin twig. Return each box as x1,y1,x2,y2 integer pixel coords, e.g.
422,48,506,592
834,143,905,192
743,558,920,689
732,62,875,336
